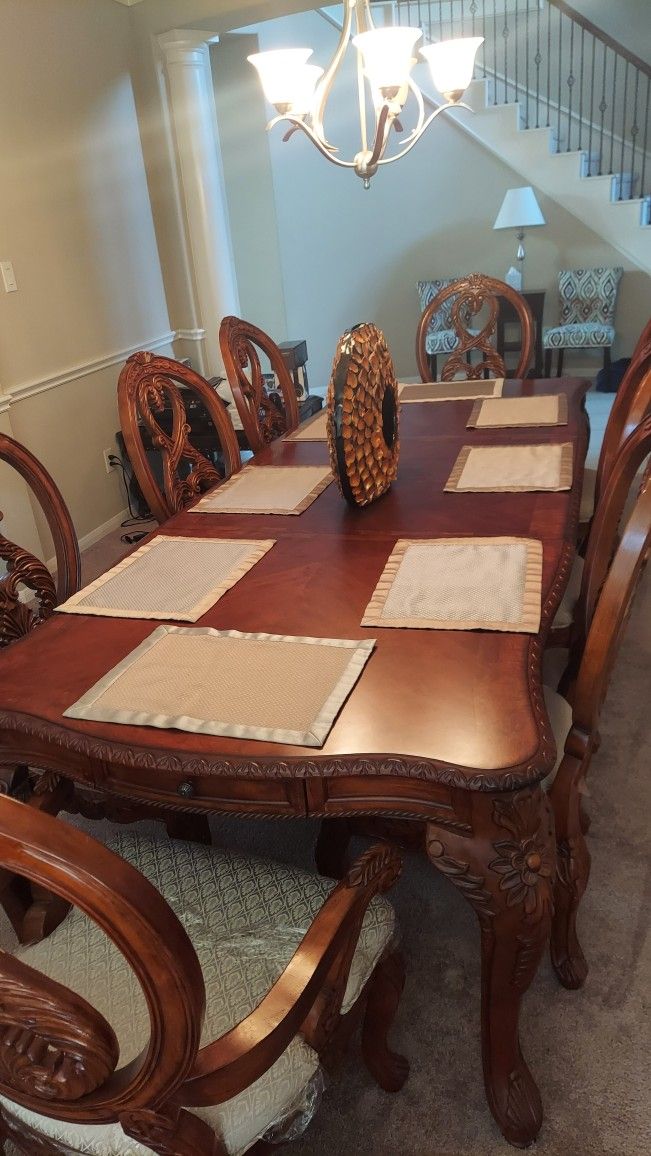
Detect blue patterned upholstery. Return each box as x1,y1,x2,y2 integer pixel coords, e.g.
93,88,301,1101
543,266,622,352
544,322,615,349
417,280,479,357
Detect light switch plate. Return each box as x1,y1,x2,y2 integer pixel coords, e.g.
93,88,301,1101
1,261,17,293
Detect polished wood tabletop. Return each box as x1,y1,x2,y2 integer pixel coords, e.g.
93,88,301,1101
0,377,587,802
0,376,589,1148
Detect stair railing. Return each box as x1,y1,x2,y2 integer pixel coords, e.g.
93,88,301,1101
394,1,650,203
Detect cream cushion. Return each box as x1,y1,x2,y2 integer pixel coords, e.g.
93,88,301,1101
1,834,395,1155
552,555,584,630
543,684,573,787
580,466,597,522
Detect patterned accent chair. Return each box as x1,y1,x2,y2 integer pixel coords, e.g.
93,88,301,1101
543,266,623,376
417,278,479,379
0,797,408,1155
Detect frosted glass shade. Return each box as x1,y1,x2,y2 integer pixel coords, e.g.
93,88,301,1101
352,27,422,93
494,186,546,229
248,49,318,110
420,36,484,99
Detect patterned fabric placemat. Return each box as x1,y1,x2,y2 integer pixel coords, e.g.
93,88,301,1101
445,443,573,492
467,394,568,429
64,625,375,748
56,536,275,621
362,537,543,632
399,379,504,403
284,410,328,441
190,466,333,515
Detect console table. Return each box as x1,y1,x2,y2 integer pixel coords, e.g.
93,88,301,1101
497,290,545,378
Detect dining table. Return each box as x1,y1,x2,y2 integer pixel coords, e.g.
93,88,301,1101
0,375,589,1148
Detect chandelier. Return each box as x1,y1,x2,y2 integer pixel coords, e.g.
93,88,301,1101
248,1,483,188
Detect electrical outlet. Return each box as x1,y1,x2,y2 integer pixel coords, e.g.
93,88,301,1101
103,448,117,475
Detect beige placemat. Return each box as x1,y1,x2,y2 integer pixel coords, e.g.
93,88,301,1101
467,394,568,429
64,626,375,747
284,409,328,441
56,536,275,622
445,443,573,492
399,379,504,403
190,466,333,515
362,537,543,633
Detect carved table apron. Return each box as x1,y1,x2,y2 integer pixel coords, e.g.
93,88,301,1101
0,378,589,1148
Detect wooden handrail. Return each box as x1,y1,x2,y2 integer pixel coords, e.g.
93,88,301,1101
548,0,651,79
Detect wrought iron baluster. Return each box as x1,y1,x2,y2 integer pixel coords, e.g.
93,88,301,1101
546,1,552,127
514,0,518,109
493,0,498,104
535,0,541,128
609,54,617,174
578,27,585,154
503,0,508,104
598,41,607,175
587,33,596,174
640,75,649,197
633,66,642,201
524,0,530,128
619,62,629,199
557,11,563,151
566,17,575,151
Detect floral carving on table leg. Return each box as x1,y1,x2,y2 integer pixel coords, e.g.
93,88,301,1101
427,787,555,1149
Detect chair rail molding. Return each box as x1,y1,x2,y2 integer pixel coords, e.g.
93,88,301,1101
157,29,241,378
4,332,177,407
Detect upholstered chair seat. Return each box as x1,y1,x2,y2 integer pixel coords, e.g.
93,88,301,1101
551,555,584,631
542,685,573,787
1,833,396,1155
543,322,615,349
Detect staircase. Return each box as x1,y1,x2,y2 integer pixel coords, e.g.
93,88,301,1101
393,0,651,273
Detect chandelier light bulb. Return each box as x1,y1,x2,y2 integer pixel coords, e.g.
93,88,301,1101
247,48,315,112
352,26,422,97
420,36,484,102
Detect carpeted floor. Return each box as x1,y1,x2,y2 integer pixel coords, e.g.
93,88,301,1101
2,389,649,1155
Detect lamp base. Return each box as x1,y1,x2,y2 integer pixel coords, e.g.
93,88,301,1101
505,265,522,292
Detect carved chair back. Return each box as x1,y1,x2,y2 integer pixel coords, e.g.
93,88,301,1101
219,316,300,452
0,434,81,648
415,274,534,382
0,796,405,1155
571,417,651,735
595,351,651,504
117,352,241,524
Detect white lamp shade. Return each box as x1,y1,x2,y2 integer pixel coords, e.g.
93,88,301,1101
494,187,546,229
248,48,317,109
352,26,422,93
420,37,484,98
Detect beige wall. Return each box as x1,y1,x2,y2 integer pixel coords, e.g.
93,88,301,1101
0,0,172,554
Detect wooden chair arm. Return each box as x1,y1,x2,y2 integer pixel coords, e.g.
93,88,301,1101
0,796,205,1120
182,843,401,1106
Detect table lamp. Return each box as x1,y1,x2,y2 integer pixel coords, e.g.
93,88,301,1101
493,186,546,290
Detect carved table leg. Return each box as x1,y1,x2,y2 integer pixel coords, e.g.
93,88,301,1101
549,750,591,989
427,787,555,1148
362,947,410,1092
315,818,351,878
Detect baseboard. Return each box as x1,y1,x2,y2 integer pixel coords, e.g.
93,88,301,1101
45,508,129,572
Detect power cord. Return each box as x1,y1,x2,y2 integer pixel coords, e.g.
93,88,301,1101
107,453,154,544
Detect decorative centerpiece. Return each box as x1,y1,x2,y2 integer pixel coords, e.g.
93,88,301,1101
326,322,400,507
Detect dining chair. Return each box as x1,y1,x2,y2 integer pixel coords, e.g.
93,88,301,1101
542,417,651,990
0,432,81,647
219,316,300,453
117,352,242,524
415,273,534,382
550,354,651,639
416,277,472,380
543,266,623,377
0,795,408,1155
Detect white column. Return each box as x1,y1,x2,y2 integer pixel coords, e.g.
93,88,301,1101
158,30,240,382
